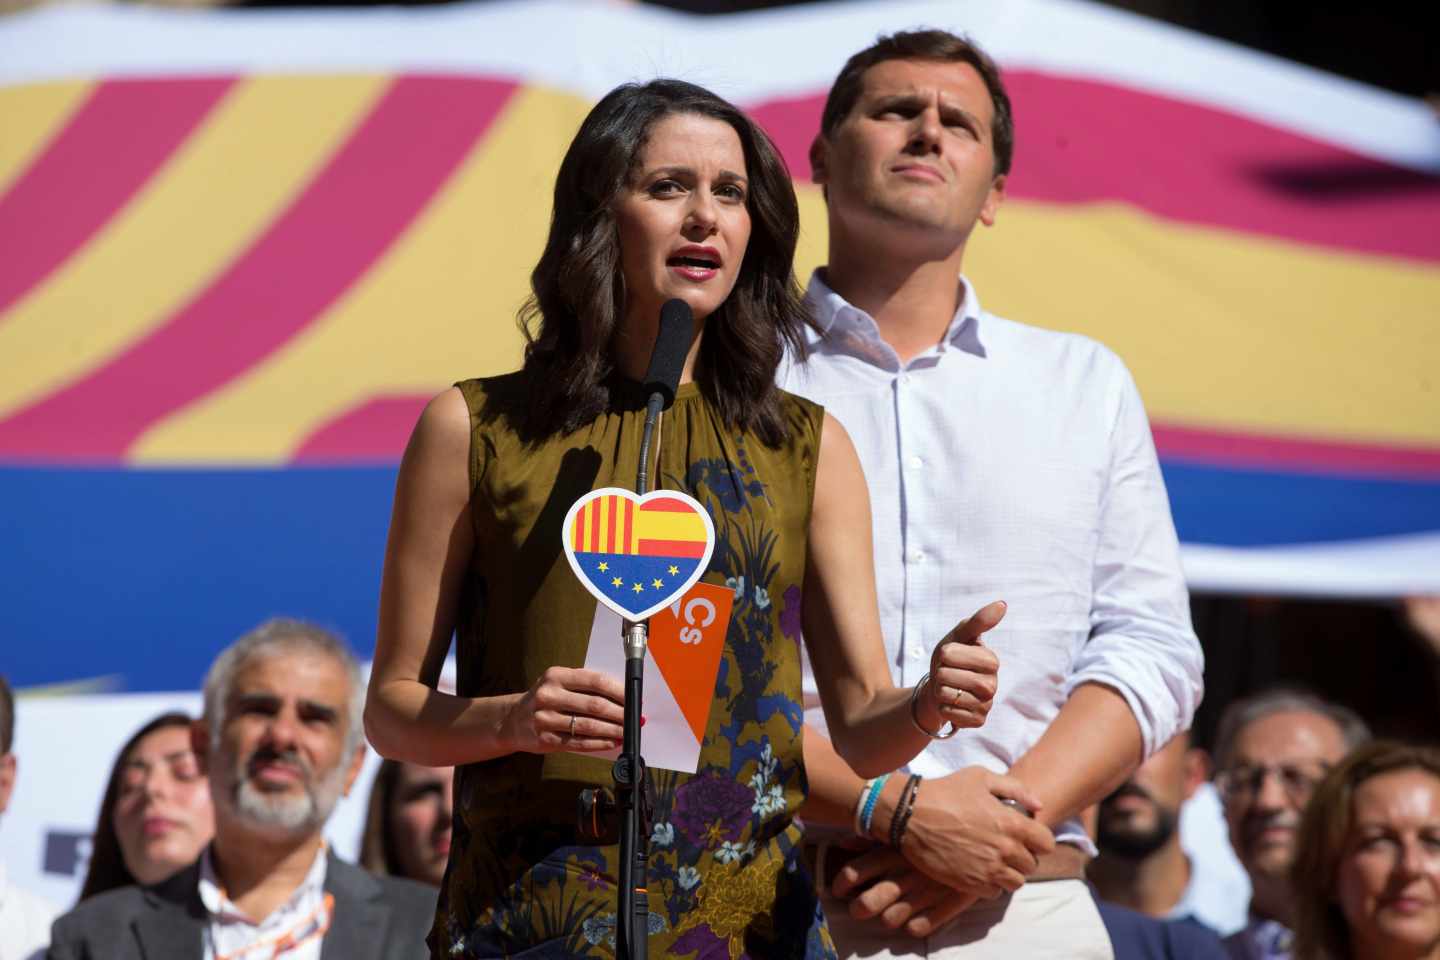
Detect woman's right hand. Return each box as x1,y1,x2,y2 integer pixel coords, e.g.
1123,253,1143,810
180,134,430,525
502,666,627,754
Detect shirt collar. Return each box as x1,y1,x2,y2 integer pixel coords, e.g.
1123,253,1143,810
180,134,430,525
804,268,988,364
198,841,329,924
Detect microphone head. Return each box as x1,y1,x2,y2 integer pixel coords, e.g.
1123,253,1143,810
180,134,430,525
643,298,693,409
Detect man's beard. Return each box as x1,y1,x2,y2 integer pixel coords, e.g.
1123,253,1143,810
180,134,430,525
228,745,346,835
1097,784,1179,860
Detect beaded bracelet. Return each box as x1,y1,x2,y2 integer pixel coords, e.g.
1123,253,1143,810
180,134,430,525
852,779,872,836
908,672,960,739
858,773,890,838
889,774,923,849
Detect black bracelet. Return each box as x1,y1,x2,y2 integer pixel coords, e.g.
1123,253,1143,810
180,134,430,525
889,774,923,849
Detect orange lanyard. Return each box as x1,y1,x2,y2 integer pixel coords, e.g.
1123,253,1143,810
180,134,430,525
211,892,334,960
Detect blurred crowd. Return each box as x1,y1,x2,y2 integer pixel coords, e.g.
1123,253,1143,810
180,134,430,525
3,621,1438,960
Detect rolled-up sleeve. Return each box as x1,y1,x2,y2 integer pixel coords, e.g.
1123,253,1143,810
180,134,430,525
1063,358,1204,759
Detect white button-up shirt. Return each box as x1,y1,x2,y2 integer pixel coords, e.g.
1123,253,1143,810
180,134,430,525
781,271,1204,851
0,858,57,960
199,844,331,960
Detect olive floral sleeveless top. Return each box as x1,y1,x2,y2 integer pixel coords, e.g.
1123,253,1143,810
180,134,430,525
431,371,835,960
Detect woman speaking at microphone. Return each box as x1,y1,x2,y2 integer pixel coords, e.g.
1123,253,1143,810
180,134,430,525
366,78,1006,959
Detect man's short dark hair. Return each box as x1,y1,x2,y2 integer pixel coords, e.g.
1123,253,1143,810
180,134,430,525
0,674,13,754
820,29,1015,178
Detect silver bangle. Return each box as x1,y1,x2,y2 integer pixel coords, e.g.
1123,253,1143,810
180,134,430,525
909,672,959,740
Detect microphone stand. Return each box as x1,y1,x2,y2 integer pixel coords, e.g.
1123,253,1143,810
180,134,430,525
616,390,663,960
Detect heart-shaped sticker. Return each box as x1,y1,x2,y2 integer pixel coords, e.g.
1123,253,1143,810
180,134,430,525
562,487,717,623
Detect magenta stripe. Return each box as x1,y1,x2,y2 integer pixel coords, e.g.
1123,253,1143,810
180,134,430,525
0,75,516,462
292,394,429,463
748,73,1440,262
1154,423,1440,479
0,77,235,318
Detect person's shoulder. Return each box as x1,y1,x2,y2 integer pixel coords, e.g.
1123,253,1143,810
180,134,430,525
981,308,1127,370
372,872,440,913
1164,917,1229,957
774,386,823,421
327,857,436,912
453,370,529,417
1094,899,1227,959
51,882,155,937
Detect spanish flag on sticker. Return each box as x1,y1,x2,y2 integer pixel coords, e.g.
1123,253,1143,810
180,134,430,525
567,489,713,620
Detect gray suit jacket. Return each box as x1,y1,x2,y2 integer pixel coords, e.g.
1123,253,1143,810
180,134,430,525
48,852,436,960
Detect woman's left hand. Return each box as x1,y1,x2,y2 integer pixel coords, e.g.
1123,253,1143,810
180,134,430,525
921,600,1006,730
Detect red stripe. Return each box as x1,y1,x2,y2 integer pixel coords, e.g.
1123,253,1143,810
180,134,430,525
0,77,235,318
292,394,428,463
607,494,617,552
623,499,633,554
637,538,707,558
640,496,697,513
1154,423,1440,479
0,75,516,462
590,489,601,550
748,73,1440,262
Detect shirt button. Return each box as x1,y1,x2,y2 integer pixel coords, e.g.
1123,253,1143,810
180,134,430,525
910,550,925,563
908,455,924,470
907,643,925,659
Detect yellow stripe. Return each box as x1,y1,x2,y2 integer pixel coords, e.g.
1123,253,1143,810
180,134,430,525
131,83,592,463
0,74,390,422
0,78,94,196
799,190,1440,447
121,89,1437,462
636,510,708,542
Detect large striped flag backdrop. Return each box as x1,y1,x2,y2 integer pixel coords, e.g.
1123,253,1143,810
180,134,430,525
1,0,1437,696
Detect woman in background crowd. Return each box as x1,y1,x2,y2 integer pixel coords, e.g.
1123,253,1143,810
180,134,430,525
77,712,214,900
1291,740,1440,960
360,759,454,887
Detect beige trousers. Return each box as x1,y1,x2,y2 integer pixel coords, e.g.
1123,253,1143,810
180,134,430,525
820,878,1114,960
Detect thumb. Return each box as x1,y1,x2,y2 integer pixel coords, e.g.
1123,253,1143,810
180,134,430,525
983,771,1043,815
945,600,1007,646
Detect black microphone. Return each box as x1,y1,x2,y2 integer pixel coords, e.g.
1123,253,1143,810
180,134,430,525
642,298,693,411
635,299,691,496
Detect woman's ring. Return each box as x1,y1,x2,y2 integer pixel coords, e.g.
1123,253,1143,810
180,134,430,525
569,714,578,738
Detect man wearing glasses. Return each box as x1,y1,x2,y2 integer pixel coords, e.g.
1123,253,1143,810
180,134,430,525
1210,689,1370,960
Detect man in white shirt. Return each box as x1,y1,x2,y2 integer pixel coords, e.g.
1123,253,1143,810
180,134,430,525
1090,731,1249,936
49,621,435,960
0,675,59,960
778,29,1205,957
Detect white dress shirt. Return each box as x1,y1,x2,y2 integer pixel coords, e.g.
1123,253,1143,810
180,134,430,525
0,858,57,960
199,844,331,960
780,271,1204,852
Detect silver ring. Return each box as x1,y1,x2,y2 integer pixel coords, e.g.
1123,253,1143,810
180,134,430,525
568,714,578,738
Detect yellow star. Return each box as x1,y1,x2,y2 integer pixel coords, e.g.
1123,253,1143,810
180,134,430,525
652,578,665,589
632,582,644,593
597,561,609,572
667,565,679,576
612,577,623,588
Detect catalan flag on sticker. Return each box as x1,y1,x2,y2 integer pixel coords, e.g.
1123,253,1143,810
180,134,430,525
562,487,717,622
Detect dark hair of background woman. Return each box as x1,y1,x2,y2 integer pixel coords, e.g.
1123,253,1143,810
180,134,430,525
78,711,195,902
358,757,404,877
520,78,810,447
1290,739,1440,960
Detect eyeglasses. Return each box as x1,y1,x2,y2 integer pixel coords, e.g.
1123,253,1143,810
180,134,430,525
1215,763,1331,805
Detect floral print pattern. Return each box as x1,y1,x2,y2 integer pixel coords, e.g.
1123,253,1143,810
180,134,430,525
434,380,832,959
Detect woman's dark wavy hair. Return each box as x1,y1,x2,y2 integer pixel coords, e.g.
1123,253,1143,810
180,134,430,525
78,711,195,902
520,78,809,446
